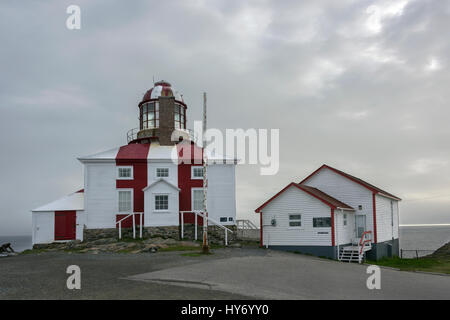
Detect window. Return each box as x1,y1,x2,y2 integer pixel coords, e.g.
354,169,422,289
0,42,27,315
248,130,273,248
220,217,228,222
191,166,203,179
141,102,159,129
174,103,186,129
313,217,332,228
343,213,347,226
156,168,169,178
192,189,204,211
228,217,234,222
155,195,169,211
117,166,133,179
118,190,132,212
358,205,363,210
289,214,301,227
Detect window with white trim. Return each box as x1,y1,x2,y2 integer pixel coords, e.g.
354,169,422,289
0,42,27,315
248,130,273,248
118,190,132,212
191,166,203,179
156,168,169,178
117,166,133,179
289,214,301,227
343,213,347,226
192,189,204,211
155,195,169,211
313,217,332,228
220,217,227,222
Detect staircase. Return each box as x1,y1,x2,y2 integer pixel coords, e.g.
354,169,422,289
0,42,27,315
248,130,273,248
338,231,372,263
236,219,259,241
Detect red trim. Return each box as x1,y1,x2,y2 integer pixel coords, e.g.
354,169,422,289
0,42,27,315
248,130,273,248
116,143,150,214
177,143,204,218
331,208,335,247
300,164,401,201
372,193,378,244
260,211,263,247
255,182,338,213
76,189,84,193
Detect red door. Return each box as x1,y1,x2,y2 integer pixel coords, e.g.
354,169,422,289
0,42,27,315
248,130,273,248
55,211,76,240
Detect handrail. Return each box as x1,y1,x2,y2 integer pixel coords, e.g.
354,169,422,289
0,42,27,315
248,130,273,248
179,211,233,245
115,212,143,239
127,127,200,143
359,231,372,246
359,231,372,255
236,219,258,230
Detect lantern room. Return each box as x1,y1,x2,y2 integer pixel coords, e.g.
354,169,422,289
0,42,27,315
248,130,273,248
127,80,193,146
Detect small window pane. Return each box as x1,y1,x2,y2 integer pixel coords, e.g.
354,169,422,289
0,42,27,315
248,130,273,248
220,217,227,222
313,217,332,228
289,214,301,227
118,167,131,178
118,191,132,212
155,195,168,210
193,167,203,178
193,189,204,211
156,168,169,177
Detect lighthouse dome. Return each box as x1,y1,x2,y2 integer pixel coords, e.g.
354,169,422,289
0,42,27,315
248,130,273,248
141,80,184,103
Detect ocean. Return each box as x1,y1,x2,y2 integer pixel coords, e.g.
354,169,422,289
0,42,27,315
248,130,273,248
1,225,449,255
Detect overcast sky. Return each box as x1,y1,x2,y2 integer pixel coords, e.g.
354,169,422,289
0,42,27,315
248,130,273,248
1,0,449,236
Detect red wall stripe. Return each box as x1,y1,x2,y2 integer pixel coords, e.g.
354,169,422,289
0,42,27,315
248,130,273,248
177,142,203,224
116,143,150,215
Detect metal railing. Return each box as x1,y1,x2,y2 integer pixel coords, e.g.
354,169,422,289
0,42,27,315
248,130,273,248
180,211,233,246
126,127,199,144
236,219,258,230
359,231,372,255
116,213,144,239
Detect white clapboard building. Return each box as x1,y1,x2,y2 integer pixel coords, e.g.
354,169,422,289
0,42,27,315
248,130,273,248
32,81,236,244
255,165,401,261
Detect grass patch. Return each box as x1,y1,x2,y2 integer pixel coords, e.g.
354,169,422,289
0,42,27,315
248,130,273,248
21,249,47,255
158,245,200,252
368,256,450,274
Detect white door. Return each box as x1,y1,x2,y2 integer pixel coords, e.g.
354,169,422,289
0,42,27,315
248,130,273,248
355,215,366,239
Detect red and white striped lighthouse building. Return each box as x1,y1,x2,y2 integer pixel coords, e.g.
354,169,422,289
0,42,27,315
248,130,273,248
31,81,237,244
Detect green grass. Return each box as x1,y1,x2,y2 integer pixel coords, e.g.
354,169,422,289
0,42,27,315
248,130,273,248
368,256,450,274
158,245,201,252
21,249,47,255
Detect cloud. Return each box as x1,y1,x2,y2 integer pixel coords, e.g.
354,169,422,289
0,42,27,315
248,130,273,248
1,0,450,235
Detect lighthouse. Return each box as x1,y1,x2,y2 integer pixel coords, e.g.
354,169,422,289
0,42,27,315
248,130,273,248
128,80,192,146
31,81,237,245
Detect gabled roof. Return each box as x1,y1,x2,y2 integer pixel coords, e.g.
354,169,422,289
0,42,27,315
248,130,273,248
300,164,401,201
255,182,354,213
142,178,180,192
32,191,84,212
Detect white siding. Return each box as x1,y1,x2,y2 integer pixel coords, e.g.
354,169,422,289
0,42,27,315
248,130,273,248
76,211,85,241
84,162,117,229
207,164,236,225
148,162,178,187
376,195,399,242
144,181,179,226
261,186,332,246
32,211,54,244
303,168,373,241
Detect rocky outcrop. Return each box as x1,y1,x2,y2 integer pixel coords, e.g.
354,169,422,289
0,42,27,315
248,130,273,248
32,237,200,254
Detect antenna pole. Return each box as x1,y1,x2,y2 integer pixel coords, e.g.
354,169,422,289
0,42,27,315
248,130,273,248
202,92,209,254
